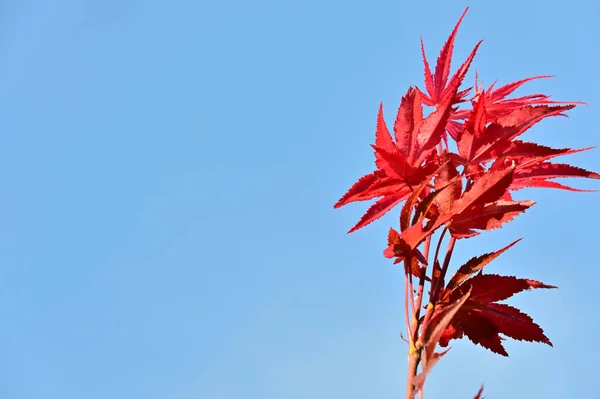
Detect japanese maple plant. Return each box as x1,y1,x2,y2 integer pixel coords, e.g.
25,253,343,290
334,7,598,399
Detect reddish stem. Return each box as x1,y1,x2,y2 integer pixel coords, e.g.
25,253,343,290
417,235,457,347
405,234,434,399
412,235,433,339
406,219,458,398
404,254,419,399
429,228,448,296
408,270,416,320
423,236,432,266
406,348,419,399
432,236,457,303
405,230,450,399
404,270,412,343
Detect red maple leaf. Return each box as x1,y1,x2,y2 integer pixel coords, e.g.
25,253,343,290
438,271,556,356
449,199,535,238
419,7,480,108
335,80,474,233
447,74,584,139
333,102,422,232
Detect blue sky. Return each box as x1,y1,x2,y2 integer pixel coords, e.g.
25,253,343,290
0,1,598,398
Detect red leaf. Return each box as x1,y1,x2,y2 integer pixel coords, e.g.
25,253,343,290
334,171,414,207
334,172,380,208
423,287,472,367
457,92,487,162
446,239,522,290
420,39,435,106
414,40,482,166
406,255,429,279
434,154,462,213
504,162,600,192
441,39,482,105
394,88,424,159
450,199,534,235
433,8,469,100
509,179,597,192
439,273,556,355
384,227,428,266
467,75,580,123
353,176,409,200
454,167,514,214
459,312,509,356
483,303,552,346
336,131,438,233
486,75,553,102
412,90,456,165
514,162,600,181
502,141,592,163
348,193,408,233
400,169,436,232
420,8,469,104
496,104,573,127
412,175,460,227
473,105,575,163
466,274,545,303
400,213,450,252
372,145,413,181
375,103,396,152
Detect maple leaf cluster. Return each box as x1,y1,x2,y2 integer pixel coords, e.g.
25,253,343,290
334,7,598,398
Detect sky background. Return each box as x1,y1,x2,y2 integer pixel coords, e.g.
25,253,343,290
0,1,598,398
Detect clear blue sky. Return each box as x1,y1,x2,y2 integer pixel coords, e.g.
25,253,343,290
0,1,598,398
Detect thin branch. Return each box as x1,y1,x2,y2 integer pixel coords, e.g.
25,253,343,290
412,235,434,340
409,267,417,320
431,236,457,303
429,227,448,295
404,270,412,344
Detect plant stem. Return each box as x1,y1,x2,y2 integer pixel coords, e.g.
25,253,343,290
417,234,456,347
405,253,420,399
429,228,448,293
406,232,445,398
423,236,431,265
408,270,416,320
404,270,412,344
412,235,433,340
405,234,433,399
406,349,419,399
432,236,457,303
